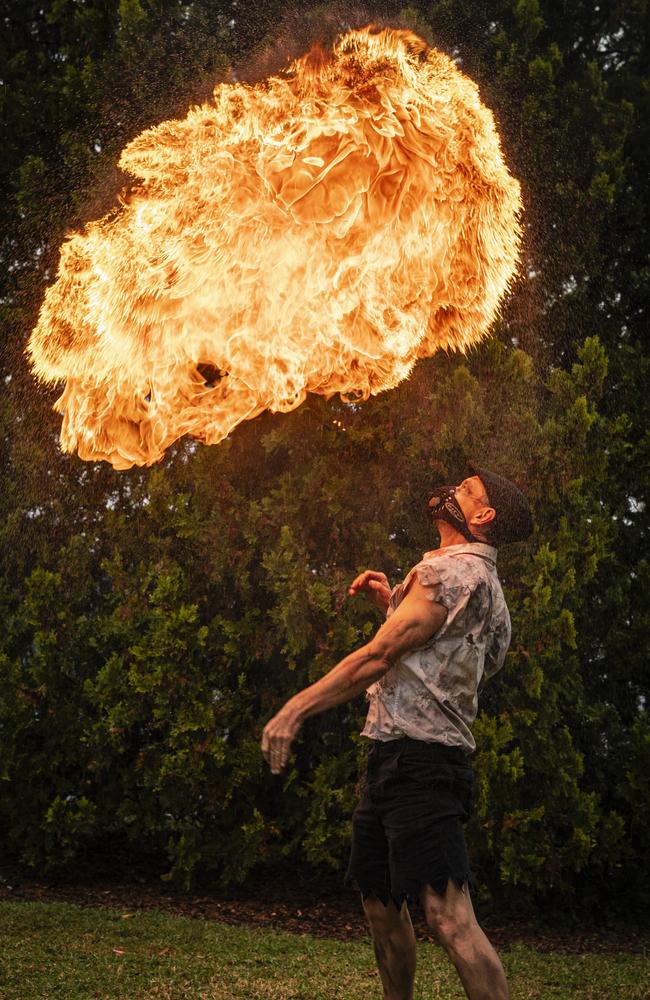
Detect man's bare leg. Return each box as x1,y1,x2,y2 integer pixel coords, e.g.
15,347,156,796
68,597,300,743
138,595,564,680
420,880,508,1000
362,894,417,1000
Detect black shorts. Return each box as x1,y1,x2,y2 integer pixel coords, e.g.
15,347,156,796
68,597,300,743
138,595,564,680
344,737,475,909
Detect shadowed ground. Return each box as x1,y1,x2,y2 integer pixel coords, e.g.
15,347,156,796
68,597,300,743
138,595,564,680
1,863,647,957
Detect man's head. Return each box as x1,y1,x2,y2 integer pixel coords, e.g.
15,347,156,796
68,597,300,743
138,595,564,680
454,475,496,541
427,463,533,546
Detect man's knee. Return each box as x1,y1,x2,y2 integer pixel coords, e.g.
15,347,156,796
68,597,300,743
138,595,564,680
421,881,475,946
362,893,409,934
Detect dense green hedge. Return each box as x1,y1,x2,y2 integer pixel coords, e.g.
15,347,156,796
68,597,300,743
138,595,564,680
1,1,648,918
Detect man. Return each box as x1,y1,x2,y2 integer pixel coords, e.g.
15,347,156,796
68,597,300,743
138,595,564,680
261,462,533,1000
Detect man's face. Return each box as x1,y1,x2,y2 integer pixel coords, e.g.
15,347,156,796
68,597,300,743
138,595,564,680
426,474,495,541
454,476,492,532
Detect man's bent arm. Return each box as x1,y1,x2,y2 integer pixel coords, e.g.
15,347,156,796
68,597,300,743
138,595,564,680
287,580,447,723
261,578,447,772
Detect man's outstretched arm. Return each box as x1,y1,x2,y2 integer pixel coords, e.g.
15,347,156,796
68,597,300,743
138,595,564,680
261,578,447,773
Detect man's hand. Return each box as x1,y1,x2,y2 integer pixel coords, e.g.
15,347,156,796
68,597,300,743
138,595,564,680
261,703,302,774
348,569,391,615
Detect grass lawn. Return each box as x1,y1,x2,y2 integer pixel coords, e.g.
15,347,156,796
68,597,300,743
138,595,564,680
0,899,647,1000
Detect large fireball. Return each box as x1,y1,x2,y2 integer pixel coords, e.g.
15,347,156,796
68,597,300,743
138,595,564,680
27,27,522,470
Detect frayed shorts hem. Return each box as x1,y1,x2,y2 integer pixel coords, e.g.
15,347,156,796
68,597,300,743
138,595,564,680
343,870,477,910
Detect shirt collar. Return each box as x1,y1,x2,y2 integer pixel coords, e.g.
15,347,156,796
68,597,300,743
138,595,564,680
422,542,498,565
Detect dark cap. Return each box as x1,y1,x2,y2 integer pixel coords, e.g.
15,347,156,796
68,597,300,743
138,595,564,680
468,462,533,545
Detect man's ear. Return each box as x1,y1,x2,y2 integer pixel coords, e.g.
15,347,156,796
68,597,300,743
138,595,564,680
470,506,496,530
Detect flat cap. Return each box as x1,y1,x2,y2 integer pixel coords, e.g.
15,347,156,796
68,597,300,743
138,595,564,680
468,462,533,545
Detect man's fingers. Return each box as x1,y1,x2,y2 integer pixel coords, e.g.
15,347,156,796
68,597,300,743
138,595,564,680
349,570,388,595
262,723,294,773
270,740,290,774
270,750,287,774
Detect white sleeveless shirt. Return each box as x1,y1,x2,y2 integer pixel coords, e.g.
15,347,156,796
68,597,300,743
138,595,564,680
361,543,511,754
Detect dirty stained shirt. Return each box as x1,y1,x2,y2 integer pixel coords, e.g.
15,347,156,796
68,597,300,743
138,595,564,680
361,543,511,754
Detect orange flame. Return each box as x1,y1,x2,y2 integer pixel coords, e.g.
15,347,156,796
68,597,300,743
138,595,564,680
27,27,522,469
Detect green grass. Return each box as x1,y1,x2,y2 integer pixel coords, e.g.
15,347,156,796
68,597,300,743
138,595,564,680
0,900,647,1000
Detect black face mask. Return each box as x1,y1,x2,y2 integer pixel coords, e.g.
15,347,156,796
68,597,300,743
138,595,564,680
426,484,477,542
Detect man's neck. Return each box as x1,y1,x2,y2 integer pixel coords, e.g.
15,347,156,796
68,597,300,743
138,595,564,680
434,523,485,549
